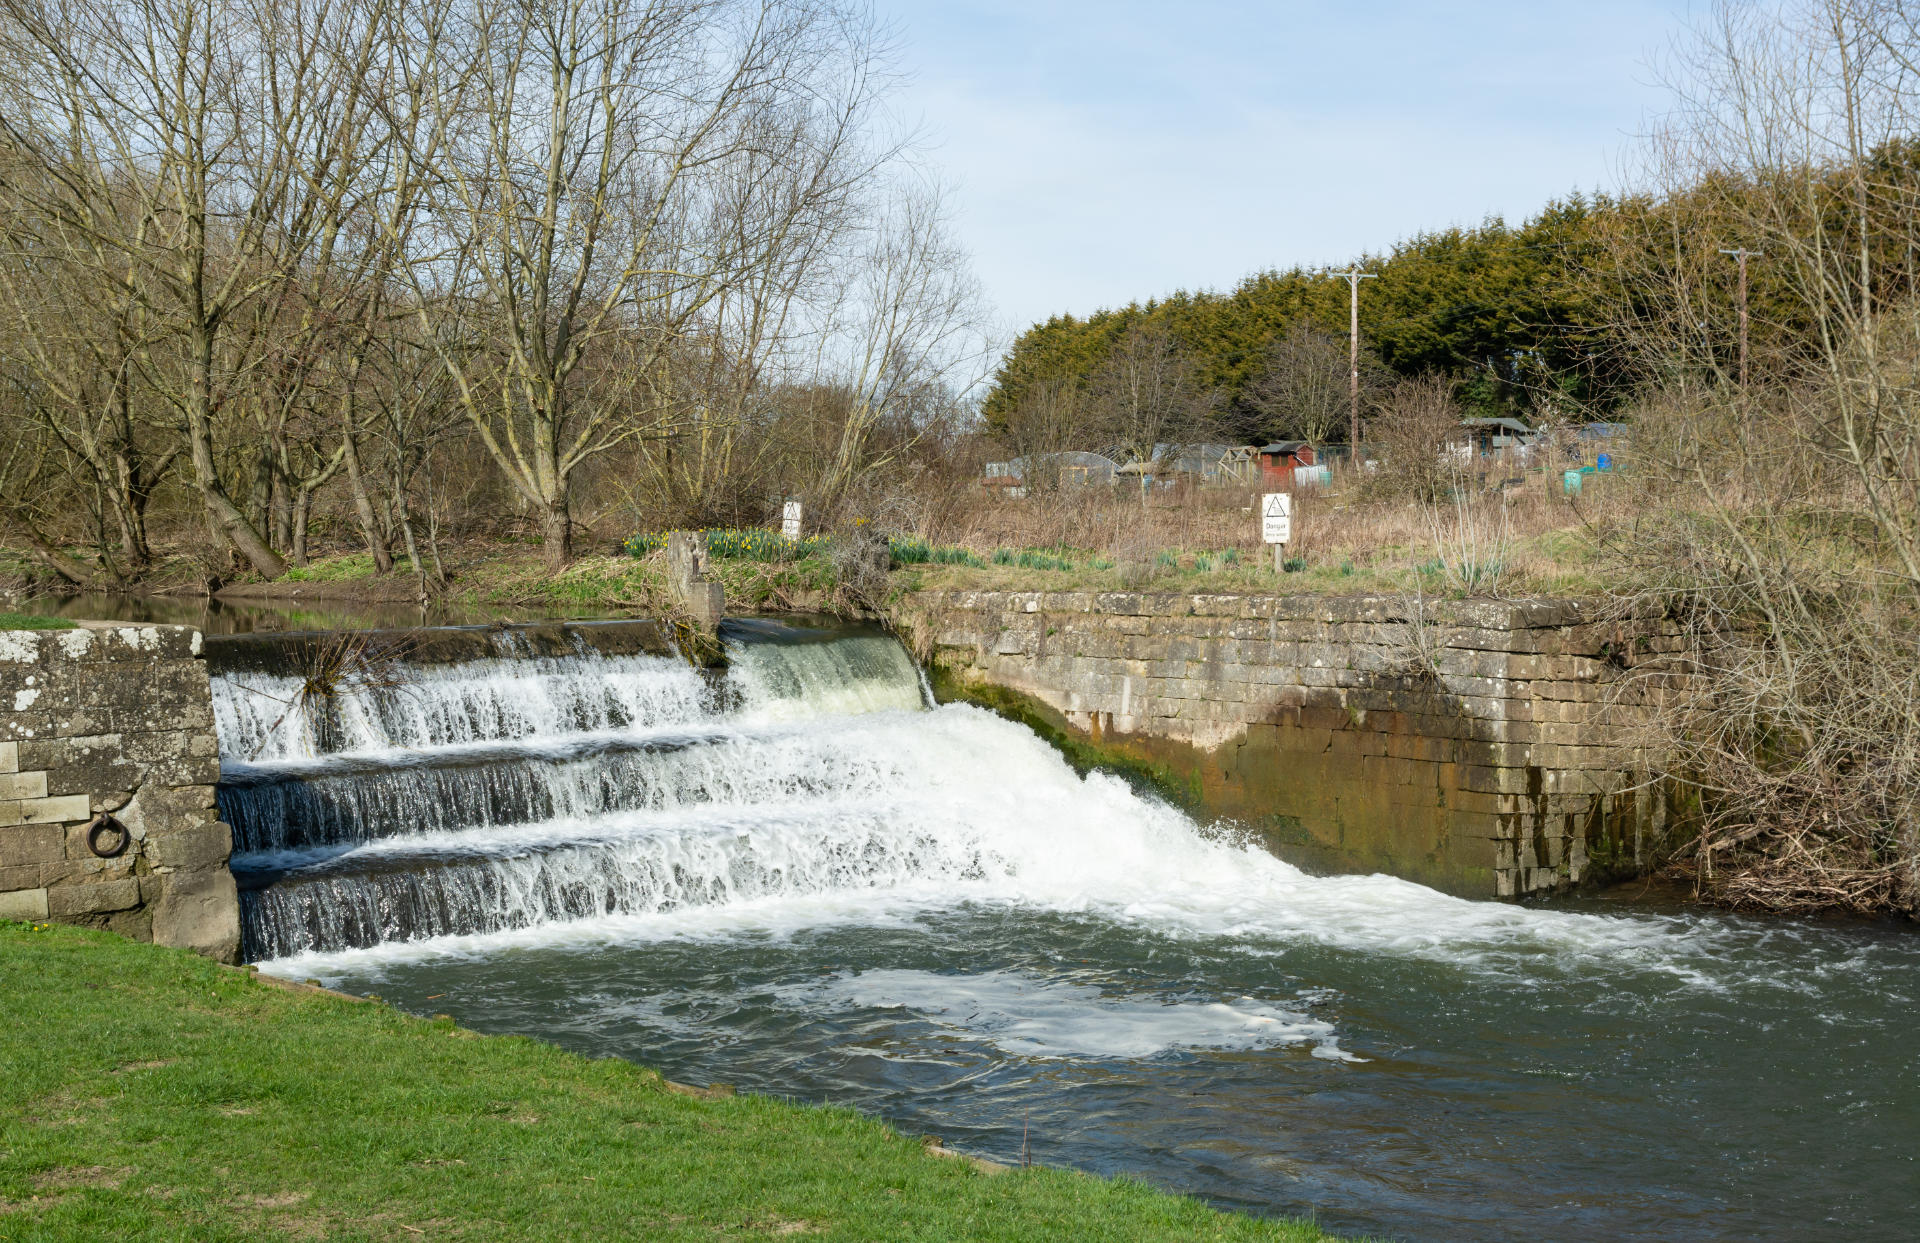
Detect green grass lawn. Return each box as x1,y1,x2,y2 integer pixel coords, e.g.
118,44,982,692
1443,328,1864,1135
280,553,384,583
0,922,1341,1242
0,613,75,630
448,552,839,614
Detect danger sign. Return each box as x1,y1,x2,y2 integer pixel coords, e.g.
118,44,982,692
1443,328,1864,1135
1261,492,1292,545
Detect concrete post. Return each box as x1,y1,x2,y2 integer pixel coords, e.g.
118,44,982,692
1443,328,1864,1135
666,532,725,629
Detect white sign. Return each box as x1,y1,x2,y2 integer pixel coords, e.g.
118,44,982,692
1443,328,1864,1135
781,500,803,539
1261,492,1292,545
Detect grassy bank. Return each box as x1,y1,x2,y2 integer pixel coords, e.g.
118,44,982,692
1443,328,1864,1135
226,534,1606,623
0,612,73,630
241,548,839,616
0,922,1339,1242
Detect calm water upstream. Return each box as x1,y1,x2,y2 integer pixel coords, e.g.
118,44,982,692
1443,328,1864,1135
205,618,1919,1242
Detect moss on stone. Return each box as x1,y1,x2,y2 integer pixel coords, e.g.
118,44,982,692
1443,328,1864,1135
928,665,1203,810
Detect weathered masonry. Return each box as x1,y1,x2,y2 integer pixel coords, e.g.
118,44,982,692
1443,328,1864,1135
894,590,1694,899
0,623,238,961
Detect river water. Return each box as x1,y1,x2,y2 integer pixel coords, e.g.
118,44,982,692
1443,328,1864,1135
209,618,1919,1241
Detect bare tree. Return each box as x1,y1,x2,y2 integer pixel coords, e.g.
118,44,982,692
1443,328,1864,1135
1242,321,1387,446
998,375,1086,469
394,0,902,568
1086,322,1210,468
1603,0,1920,913
803,180,991,514
1362,374,1461,502
0,216,177,570
0,0,402,577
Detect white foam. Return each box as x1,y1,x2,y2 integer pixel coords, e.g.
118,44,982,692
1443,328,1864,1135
214,634,923,763
727,635,925,722
212,652,713,762
781,968,1361,1061
257,702,1744,990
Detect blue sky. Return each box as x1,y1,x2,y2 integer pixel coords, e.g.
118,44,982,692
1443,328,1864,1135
872,1,1695,335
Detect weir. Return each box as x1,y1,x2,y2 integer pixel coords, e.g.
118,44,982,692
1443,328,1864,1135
15,608,1904,1241
208,620,927,961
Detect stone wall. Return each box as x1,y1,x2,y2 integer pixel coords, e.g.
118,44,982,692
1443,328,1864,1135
0,623,237,961
893,590,1694,899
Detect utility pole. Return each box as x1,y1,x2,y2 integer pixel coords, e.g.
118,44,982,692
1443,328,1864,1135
1324,266,1377,463
1719,248,1763,387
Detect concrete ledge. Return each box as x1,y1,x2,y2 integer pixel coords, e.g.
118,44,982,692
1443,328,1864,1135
895,589,1695,900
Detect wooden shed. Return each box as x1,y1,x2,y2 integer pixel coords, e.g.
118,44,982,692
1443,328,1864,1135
1256,441,1317,485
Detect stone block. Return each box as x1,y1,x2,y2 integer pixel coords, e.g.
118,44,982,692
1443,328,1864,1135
138,756,222,789
16,794,90,824
40,846,135,884
0,770,47,801
1458,765,1528,796
148,860,239,968
23,736,145,797
145,822,233,871
0,712,54,742
0,741,15,774
0,863,38,891
46,878,141,916
75,623,202,663
0,886,48,919
0,824,63,867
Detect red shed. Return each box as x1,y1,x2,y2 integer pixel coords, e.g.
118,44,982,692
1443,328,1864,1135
1257,441,1316,485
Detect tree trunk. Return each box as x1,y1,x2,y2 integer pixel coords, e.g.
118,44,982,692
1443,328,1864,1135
290,489,314,566
183,324,285,578
541,498,572,570
122,450,175,569
88,455,145,571
341,420,395,574
248,450,274,544
270,458,293,553
2,515,99,588
419,470,449,585
187,424,285,578
394,486,424,575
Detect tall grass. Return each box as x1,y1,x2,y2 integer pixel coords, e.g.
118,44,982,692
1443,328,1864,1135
623,528,831,563
886,537,986,567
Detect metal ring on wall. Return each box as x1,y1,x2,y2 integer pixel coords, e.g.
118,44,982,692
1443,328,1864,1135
85,814,130,859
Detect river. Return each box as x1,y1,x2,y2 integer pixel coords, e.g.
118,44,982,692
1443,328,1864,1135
199,615,1916,1241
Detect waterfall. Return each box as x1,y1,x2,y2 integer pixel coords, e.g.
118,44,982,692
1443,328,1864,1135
222,618,1729,984
218,622,937,960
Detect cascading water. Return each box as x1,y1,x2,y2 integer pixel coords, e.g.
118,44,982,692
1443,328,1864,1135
217,624,926,959
211,618,1920,1243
